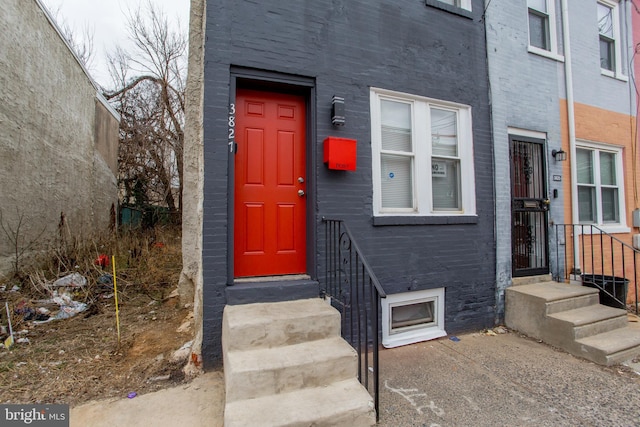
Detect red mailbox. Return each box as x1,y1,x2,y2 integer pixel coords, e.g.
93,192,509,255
323,137,357,171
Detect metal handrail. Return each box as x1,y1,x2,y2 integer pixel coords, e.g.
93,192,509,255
322,217,386,422
554,224,639,314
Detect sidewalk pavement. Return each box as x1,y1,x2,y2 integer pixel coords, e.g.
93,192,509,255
70,330,640,427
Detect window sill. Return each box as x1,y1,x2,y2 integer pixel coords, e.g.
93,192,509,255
577,224,631,235
373,215,478,226
527,46,565,62
425,0,472,19
600,69,628,82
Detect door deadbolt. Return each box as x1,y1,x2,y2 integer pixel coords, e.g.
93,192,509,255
298,190,305,197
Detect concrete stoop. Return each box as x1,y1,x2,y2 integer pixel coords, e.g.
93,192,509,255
222,298,376,427
506,281,640,366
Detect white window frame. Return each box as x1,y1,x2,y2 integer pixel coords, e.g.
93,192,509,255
575,140,629,234
527,0,564,62
435,0,472,11
382,288,446,348
370,88,476,217
597,0,626,80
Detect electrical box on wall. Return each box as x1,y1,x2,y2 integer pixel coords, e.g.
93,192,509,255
323,137,357,171
634,209,640,228
634,234,640,250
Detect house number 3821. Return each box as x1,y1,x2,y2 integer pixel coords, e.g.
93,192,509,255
228,103,236,153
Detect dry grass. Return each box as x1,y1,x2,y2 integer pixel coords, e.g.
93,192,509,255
0,226,191,406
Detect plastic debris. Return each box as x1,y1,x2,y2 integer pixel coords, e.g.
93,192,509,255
127,392,137,399
494,326,508,334
485,329,497,336
95,254,110,268
97,274,113,285
16,337,30,344
33,292,87,324
449,336,460,342
51,273,87,288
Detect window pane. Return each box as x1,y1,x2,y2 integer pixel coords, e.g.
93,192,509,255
528,0,547,13
381,154,413,209
601,188,619,222
576,149,594,184
529,11,550,50
437,0,460,6
598,3,614,38
578,186,596,223
381,100,412,152
432,158,461,210
600,37,614,71
431,108,458,157
599,152,616,185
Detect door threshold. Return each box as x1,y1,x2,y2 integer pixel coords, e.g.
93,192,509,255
234,274,311,284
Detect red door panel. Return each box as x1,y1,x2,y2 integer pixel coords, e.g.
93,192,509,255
234,89,306,277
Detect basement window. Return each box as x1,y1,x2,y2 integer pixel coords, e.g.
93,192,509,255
382,288,446,348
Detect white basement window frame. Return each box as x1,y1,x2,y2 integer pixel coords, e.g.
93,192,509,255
382,288,447,348
370,88,476,217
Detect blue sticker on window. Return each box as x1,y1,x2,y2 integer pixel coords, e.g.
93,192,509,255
389,172,395,179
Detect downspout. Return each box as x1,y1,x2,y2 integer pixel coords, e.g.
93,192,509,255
561,0,581,274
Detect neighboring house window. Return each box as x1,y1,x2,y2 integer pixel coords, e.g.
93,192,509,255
576,144,625,227
370,88,476,216
597,0,625,79
527,0,563,60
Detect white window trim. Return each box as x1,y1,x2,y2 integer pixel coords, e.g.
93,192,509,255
370,88,476,217
575,140,629,234
598,0,626,81
527,0,565,62
382,288,447,348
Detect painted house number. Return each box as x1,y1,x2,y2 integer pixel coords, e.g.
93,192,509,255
228,103,236,153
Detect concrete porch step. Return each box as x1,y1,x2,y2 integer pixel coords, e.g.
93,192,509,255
506,280,640,366
222,298,340,352
547,305,629,340
224,336,358,402
224,378,376,427
576,327,640,366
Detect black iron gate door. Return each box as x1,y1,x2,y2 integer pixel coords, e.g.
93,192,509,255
510,136,549,277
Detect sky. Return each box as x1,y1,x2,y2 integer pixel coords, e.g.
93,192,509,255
40,0,190,88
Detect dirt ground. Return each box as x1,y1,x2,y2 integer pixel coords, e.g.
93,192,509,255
0,227,195,406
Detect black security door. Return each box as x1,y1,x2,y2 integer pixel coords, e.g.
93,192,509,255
510,136,549,277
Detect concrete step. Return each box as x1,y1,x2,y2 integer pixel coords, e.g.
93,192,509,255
506,281,599,340
222,298,340,352
224,378,376,427
224,336,358,402
576,327,640,366
547,305,629,341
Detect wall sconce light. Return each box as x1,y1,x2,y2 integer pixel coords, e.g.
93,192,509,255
331,96,345,126
552,149,567,162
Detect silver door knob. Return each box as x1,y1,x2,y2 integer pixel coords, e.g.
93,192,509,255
298,190,305,197
298,177,305,183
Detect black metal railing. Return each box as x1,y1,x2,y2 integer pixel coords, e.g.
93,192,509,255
322,217,386,422
554,224,639,314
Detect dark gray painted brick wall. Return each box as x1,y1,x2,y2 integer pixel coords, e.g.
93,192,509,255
202,0,496,366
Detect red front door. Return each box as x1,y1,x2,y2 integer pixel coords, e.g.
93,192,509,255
234,89,307,277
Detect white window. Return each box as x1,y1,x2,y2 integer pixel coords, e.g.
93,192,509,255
371,88,476,217
527,0,563,61
382,288,446,348
597,0,625,78
576,142,627,232
435,0,471,11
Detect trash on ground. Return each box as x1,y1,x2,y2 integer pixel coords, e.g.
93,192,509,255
33,291,87,324
51,272,87,288
485,329,497,336
16,338,30,344
97,274,113,285
127,392,137,399
494,326,508,334
449,336,460,342
95,254,110,268
171,340,193,362
148,374,171,382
